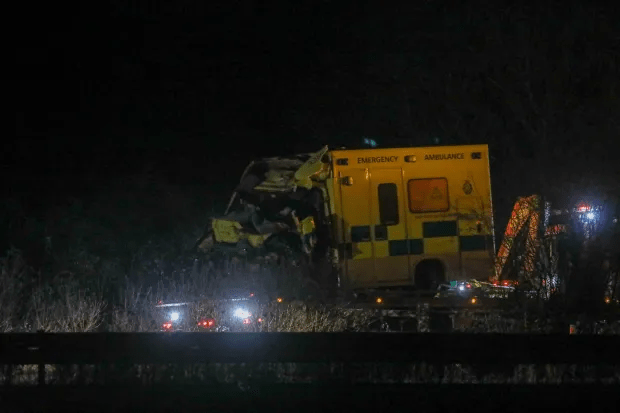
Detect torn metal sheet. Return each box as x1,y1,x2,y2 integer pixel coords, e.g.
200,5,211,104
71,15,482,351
197,146,331,265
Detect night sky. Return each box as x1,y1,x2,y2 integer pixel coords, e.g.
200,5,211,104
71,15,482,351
11,1,620,213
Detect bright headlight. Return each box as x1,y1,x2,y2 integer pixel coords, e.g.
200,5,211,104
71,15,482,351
234,308,251,319
170,311,180,321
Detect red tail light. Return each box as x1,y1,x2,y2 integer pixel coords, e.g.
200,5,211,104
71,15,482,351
500,280,518,287
198,318,216,328
243,318,252,325
257,317,263,323
466,284,472,289
162,322,173,330
577,203,590,212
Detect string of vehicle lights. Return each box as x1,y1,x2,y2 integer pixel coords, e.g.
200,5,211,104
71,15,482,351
158,294,282,331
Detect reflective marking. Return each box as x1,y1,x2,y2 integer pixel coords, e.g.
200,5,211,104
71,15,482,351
351,226,371,242
389,239,423,256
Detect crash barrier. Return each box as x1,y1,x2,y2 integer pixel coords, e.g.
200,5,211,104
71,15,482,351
1,333,619,412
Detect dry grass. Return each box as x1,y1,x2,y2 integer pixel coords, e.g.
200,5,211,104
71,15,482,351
2,247,618,335
110,278,375,333
106,255,375,333
255,301,374,332
1,248,105,333
27,284,104,333
0,248,27,332
0,246,348,333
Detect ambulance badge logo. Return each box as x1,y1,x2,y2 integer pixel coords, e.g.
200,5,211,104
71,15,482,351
430,187,443,200
463,181,473,195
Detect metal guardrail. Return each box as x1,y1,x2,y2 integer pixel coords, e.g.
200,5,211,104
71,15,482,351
2,332,619,365
3,383,618,413
2,333,618,412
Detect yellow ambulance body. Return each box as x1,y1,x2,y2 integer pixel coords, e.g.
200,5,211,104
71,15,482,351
327,144,495,291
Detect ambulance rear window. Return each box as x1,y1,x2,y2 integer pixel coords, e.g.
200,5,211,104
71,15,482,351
378,183,399,226
408,178,449,213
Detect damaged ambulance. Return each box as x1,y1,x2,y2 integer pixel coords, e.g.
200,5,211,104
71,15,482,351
196,144,495,299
